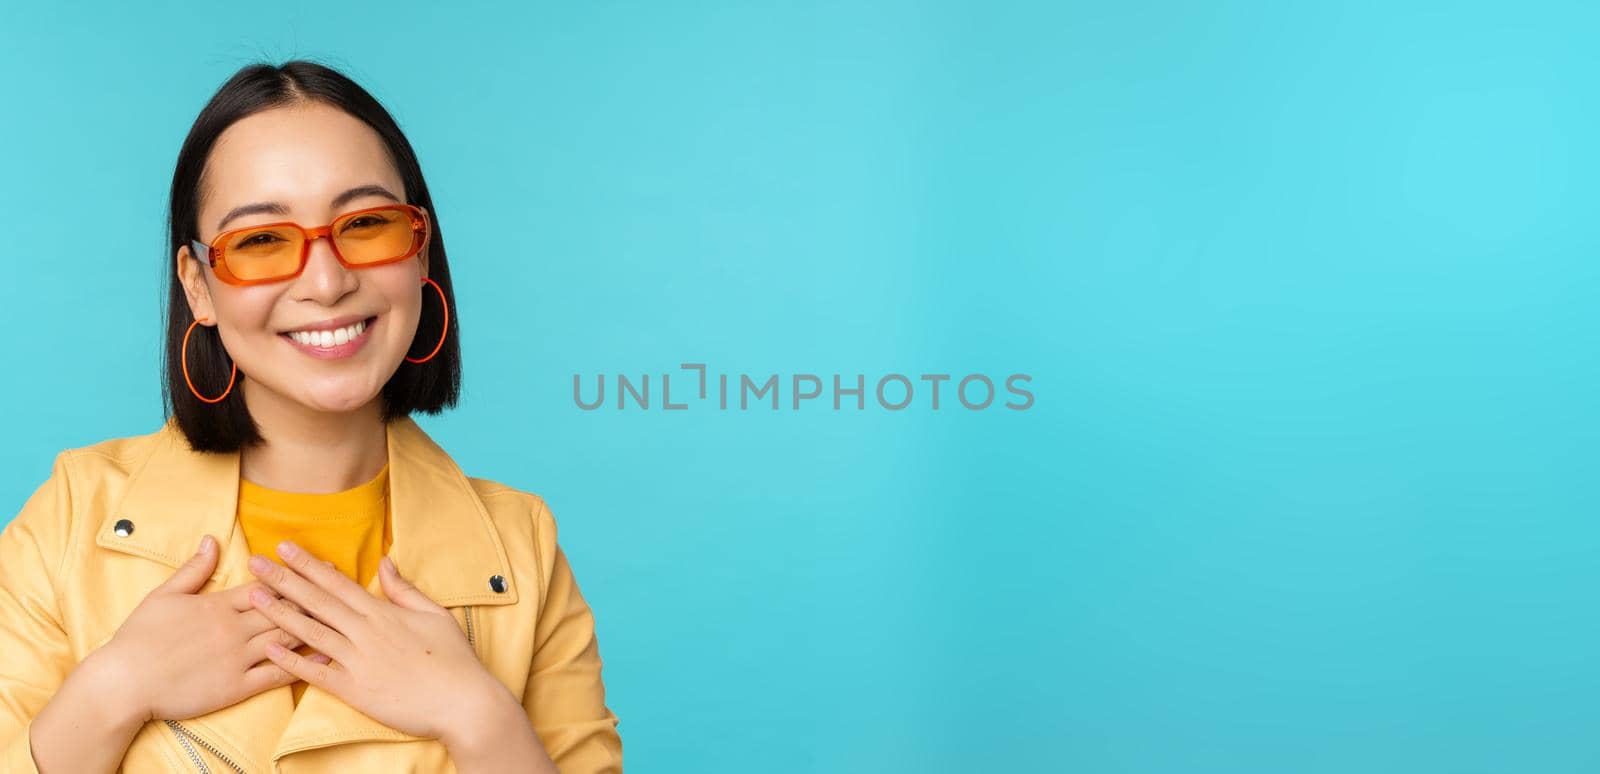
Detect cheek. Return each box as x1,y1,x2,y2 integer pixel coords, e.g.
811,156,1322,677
373,273,425,329
211,288,280,335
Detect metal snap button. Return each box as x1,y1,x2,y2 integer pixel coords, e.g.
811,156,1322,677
488,574,507,593
113,518,135,537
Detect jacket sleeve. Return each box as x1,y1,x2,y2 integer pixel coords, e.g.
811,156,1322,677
524,498,623,773
0,452,79,774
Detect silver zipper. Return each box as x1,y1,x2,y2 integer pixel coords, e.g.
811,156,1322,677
165,718,246,773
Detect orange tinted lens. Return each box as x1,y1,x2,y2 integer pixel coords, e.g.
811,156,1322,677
222,225,304,281
333,206,420,264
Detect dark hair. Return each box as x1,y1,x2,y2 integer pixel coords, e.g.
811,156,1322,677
163,59,460,452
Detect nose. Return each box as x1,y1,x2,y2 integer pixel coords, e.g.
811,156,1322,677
291,233,359,306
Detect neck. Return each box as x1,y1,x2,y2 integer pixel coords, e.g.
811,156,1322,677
236,378,389,494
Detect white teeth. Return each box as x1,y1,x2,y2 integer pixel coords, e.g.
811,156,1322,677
287,320,369,348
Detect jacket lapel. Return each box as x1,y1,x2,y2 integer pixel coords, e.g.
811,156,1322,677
93,415,522,769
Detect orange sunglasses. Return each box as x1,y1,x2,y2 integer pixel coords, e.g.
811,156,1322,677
190,203,430,286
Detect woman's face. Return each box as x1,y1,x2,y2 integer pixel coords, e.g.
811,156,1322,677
177,102,428,416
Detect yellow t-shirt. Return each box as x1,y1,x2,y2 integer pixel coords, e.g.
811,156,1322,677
237,463,393,705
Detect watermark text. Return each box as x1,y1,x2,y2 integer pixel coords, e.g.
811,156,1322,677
574,363,1034,411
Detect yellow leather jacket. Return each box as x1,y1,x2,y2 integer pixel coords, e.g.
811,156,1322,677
0,416,622,773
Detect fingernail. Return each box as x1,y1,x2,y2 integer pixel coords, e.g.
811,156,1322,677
382,556,395,573
249,555,271,574
277,540,299,559
198,535,214,554
250,589,271,606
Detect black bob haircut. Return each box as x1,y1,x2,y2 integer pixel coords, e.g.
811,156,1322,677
163,60,460,453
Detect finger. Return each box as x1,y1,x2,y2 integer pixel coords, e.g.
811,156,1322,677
248,547,368,634
243,649,330,676
239,660,297,695
246,627,305,658
227,585,301,622
158,534,220,594
238,602,311,636
268,541,378,616
263,640,350,696
221,581,278,611
249,587,355,663
378,555,447,614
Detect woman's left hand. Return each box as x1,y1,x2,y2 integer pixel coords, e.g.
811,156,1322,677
245,540,510,744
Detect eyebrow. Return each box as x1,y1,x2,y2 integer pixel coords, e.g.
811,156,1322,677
214,185,402,232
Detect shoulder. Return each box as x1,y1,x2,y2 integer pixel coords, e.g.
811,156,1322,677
16,422,171,511
21,420,176,519
465,476,558,539
467,476,548,508
56,418,173,479
460,476,571,590
2,423,169,578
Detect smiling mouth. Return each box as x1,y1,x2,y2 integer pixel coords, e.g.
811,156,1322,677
280,316,378,348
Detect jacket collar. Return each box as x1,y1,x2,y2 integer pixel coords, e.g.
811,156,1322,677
95,415,519,608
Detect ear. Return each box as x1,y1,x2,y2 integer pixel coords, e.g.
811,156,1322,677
418,208,431,280
419,246,430,281
175,243,215,323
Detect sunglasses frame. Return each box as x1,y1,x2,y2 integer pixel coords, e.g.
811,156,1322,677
190,203,431,286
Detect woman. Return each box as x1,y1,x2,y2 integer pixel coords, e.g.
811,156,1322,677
0,61,622,773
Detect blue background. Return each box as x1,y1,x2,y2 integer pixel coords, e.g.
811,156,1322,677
2,2,1595,771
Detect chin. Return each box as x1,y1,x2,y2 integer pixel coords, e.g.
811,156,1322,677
298,388,381,415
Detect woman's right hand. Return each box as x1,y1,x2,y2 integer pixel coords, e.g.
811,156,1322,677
91,533,330,723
